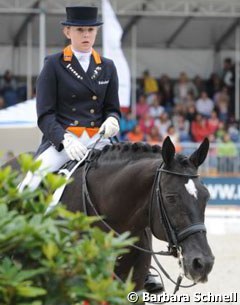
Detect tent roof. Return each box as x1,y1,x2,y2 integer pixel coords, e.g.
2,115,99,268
0,0,240,49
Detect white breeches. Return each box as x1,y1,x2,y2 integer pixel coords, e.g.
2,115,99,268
18,131,110,192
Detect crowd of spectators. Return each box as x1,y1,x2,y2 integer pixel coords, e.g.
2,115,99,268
0,70,27,109
1,59,239,172
120,58,238,142
120,58,239,173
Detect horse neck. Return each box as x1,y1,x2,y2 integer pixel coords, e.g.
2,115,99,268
95,157,161,234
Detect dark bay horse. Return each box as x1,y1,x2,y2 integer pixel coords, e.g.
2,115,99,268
61,137,214,290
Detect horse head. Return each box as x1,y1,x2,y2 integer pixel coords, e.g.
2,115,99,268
151,137,214,283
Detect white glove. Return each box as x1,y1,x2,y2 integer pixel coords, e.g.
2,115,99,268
99,117,119,138
62,133,87,161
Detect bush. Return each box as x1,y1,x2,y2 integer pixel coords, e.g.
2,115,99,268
0,155,136,305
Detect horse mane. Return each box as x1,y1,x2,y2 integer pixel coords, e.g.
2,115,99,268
91,142,162,165
89,142,195,172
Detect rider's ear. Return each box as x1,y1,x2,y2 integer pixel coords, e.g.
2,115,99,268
189,137,209,168
162,136,175,166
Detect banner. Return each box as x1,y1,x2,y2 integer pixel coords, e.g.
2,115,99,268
102,0,131,108
203,177,240,205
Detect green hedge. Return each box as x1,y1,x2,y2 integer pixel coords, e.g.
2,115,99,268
0,154,136,305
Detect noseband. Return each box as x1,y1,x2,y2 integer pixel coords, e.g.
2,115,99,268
150,162,206,255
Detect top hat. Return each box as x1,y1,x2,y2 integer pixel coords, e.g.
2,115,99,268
61,6,103,26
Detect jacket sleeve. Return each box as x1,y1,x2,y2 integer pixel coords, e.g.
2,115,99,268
103,61,121,123
36,56,65,151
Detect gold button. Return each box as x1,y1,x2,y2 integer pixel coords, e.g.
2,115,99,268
92,95,97,101
74,120,79,125
90,121,95,127
90,109,95,114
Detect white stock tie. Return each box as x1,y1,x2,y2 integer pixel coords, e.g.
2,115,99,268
79,55,90,72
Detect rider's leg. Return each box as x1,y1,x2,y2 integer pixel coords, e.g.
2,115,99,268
18,146,69,192
18,132,110,192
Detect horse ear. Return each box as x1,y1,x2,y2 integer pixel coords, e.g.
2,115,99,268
162,136,175,166
189,137,209,168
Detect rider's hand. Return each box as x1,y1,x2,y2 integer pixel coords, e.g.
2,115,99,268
62,133,87,161
99,116,119,138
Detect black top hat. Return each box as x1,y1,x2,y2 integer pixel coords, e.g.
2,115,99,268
61,6,103,26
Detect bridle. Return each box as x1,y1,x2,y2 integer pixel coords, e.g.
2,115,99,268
150,162,207,256
81,137,207,293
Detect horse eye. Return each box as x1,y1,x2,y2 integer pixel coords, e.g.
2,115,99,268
165,194,178,204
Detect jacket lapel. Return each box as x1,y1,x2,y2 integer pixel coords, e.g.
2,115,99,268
71,56,96,93
86,56,103,84
61,45,97,94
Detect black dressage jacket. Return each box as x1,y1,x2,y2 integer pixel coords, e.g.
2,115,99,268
36,46,121,155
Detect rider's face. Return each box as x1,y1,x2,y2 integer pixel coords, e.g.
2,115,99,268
63,26,98,52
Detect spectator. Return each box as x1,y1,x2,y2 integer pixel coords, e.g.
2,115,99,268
0,70,17,92
165,125,182,152
214,86,229,122
136,94,149,119
149,94,165,119
146,126,162,145
139,113,155,135
217,133,238,173
193,75,205,97
191,113,209,142
208,110,220,135
228,120,240,142
222,58,235,89
215,121,227,142
185,92,196,109
173,72,198,105
186,104,197,124
0,95,5,109
206,73,222,99
195,91,214,118
221,58,235,115
155,112,171,138
0,70,18,107
142,70,159,104
126,125,145,143
120,112,137,139
158,74,173,107
173,114,190,142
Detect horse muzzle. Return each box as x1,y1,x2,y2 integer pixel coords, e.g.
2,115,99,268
183,254,215,283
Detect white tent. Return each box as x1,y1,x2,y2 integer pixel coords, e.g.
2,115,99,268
1,0,240,74
0,0,240,118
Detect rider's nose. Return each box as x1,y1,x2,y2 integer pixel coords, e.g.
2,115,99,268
83,30,89,37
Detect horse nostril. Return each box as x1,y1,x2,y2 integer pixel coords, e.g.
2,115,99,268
192,258,204,271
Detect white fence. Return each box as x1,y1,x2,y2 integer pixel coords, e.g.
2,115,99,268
180,142,240,176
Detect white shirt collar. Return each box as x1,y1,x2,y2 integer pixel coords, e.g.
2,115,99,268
71,47,92,72
71,47,92,61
